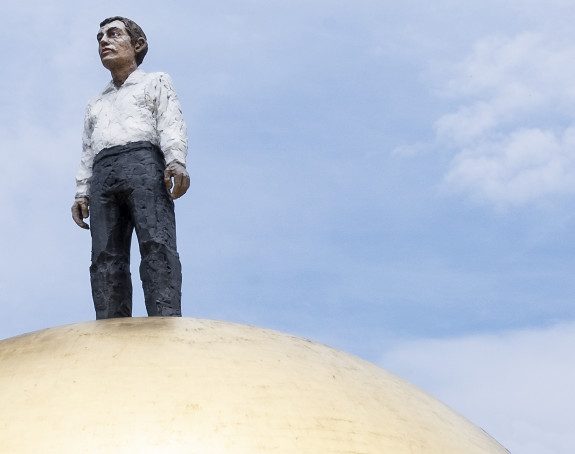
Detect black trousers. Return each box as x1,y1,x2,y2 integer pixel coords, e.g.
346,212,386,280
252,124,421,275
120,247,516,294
89,141,182,319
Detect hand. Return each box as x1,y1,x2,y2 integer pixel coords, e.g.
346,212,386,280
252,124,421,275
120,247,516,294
164,161,190,199
71,197,90,229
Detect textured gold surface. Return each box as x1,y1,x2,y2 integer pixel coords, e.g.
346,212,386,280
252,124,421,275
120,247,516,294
0,318,508,453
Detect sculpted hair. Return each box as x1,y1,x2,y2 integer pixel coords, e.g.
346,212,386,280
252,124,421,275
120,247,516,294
100,16,148,66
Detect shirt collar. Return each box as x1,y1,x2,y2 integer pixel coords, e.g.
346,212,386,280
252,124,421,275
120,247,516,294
101,68,146,94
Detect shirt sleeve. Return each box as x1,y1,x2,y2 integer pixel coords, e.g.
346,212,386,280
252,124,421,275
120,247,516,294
155,73,188,167
75,103,96,198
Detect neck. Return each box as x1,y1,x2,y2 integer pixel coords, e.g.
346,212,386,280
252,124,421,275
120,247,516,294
110,62,138,87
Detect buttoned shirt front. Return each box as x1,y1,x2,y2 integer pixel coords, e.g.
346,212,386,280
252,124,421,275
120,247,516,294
75,69,188,197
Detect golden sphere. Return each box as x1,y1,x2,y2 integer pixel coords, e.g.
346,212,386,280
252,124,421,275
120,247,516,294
0,318,508,453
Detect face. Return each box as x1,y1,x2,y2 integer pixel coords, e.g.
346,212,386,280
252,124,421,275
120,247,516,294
97,20,137,69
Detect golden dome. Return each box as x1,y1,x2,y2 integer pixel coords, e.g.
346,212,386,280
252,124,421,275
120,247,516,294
0,318,508,453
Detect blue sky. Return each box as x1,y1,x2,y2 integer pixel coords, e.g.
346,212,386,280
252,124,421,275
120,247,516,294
1,1,574,452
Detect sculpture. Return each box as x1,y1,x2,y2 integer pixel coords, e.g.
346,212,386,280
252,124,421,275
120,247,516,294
71,16,189,319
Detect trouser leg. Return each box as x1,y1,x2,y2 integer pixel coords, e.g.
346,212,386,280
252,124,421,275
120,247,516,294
139,240,182,316
89,188,134,319
127,149,182,317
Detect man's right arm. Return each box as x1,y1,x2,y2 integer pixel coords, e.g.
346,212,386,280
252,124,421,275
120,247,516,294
72,104,95,229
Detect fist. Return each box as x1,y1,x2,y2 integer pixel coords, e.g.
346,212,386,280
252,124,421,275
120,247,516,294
164,161,190,199
71,197,90,229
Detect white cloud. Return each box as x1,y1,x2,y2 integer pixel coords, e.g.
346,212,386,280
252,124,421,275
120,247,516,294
429,32,575,206
444,127,575,205
379,322,575,454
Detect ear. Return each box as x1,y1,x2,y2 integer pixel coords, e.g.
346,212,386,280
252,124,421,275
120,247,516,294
134,37,146,52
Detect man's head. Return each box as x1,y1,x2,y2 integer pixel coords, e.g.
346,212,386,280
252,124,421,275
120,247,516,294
97,17,148,67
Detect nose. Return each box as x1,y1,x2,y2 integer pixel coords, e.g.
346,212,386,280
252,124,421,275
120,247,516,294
99,34,110,48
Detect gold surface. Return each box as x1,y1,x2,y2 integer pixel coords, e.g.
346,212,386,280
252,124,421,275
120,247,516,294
0,318,508,453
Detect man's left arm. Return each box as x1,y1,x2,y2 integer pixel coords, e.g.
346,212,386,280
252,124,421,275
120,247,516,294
156,73,190,199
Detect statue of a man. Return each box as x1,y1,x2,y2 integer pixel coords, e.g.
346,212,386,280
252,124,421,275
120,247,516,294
71,17,189,319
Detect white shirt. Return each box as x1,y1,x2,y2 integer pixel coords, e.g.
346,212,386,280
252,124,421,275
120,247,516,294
75,69,188,197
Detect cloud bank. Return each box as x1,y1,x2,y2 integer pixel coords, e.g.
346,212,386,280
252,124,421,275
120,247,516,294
380,322,575,454
419,32,575,206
